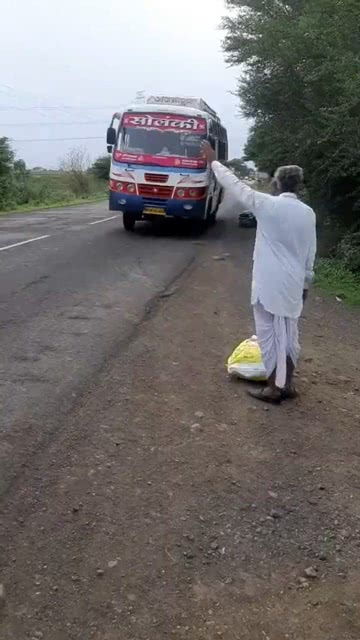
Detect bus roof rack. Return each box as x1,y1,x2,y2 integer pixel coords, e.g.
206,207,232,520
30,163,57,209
146,96,219,120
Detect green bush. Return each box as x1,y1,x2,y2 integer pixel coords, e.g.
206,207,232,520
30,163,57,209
337,231,360,273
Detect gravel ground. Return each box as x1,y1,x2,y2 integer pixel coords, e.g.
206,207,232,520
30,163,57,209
1,219,360,640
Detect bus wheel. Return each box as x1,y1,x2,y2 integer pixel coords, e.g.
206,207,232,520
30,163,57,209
123,213,136,232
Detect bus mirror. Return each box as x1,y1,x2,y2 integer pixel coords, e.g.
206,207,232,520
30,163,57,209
107,145,113,154
209,136,215,150
107,127,116,145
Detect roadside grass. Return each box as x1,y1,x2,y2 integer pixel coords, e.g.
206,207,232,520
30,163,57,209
0,193,106,217
315,258,360,306
0,173,107,216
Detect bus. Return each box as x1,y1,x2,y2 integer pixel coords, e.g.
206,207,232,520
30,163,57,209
106,96,228,231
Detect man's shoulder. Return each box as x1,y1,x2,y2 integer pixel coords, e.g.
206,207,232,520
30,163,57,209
301,201,316,219
292,198,316,219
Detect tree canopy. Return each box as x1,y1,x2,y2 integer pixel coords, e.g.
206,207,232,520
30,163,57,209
222,0,360,229
90,155,111,181
0,137,14,178
226,158,250,177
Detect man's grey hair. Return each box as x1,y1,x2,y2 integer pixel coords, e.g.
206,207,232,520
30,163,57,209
274,165,304,193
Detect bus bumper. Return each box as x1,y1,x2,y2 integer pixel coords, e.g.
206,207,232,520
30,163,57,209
109,191,207,220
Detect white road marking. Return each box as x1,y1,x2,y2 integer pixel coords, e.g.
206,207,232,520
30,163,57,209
0,214,119,253
0,235,50,253
89,215,119,225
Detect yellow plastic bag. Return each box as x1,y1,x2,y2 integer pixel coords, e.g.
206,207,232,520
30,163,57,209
227,335,266,381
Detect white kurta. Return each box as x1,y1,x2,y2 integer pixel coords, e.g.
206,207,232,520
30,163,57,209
212,162,317,319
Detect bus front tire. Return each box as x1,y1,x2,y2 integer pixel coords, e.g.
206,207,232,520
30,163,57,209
123,213,136,232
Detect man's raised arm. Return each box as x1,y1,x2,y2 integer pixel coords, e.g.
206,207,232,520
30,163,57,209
201,142,271,218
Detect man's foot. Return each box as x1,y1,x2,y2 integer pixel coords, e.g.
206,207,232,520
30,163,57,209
247,387,282,405
281,386,298,400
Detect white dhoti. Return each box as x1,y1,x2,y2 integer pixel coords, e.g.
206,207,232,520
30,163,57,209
253,302,300,389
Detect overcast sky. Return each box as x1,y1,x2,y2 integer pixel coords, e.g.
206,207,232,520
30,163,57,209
0,0,248,168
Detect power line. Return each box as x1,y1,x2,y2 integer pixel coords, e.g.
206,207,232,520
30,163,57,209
0,105,125,111
1,121,108,126
12,136,104,143
0,86,131,142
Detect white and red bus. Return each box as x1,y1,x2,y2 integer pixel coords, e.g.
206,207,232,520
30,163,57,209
106,96,228,231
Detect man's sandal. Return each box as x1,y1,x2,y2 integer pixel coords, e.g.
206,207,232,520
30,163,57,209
247,388,282,405
281,386,298,400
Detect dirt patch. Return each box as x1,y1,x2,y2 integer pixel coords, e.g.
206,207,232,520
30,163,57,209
0,223,360,639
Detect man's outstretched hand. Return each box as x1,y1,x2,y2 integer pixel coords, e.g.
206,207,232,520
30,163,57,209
201,141,216,165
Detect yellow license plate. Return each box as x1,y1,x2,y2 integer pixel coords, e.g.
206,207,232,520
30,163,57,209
143,206,166,216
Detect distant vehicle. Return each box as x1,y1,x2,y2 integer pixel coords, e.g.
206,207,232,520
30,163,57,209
239,211,256,228
106,96,228,231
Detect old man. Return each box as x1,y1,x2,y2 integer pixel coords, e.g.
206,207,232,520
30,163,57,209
202,142,317,404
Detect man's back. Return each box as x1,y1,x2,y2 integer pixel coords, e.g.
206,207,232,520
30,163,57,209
210,161,317,319
252,192,316,318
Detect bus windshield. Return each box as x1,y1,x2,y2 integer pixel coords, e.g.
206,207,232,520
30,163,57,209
114,112,208,168
118,128,206,159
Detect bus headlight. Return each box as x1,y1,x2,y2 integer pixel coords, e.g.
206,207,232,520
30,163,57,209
174,187,207,200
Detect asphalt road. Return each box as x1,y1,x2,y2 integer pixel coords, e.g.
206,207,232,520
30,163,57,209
0,202,202,496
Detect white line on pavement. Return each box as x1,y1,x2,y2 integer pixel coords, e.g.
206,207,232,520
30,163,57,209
89,215,120,225
0,235,50,253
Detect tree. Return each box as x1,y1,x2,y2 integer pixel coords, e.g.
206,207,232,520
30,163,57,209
0,137,14,177
222,0,360,232
91,155,111,180
226,158,250,178
14,159,27,175
60,147,91,196
0,137,16,208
